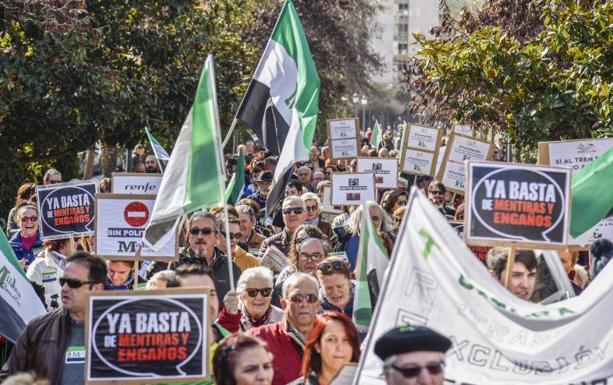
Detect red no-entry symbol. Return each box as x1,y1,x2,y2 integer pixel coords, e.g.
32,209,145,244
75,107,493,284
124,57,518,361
124,202,149,227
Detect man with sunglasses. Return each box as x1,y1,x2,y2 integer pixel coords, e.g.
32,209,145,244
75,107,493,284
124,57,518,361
249,272,320,385
2,251,106,385
215,216,259,272
147,211,240,301
427,181,455,220
375,325,452,385
258,196,307,259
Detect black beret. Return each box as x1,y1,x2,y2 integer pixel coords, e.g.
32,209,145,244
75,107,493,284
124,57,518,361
374,325,452,361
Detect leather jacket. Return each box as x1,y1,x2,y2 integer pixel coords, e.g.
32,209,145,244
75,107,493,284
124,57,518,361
1,309,71,385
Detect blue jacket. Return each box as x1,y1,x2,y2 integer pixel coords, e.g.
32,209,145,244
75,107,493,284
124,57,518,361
9,232,43,264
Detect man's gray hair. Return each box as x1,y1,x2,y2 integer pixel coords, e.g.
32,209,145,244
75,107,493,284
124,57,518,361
189,211,218,230
282,272,319,299
236,205,256,223
282,196,306,210
237,267,274,293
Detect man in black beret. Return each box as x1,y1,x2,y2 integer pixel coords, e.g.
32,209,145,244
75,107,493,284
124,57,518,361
374,325,451,385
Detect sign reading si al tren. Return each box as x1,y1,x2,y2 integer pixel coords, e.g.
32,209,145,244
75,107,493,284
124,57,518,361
36,181,97,240
95,194,176,260
85,289,209,384
112,173,163,195
331,173,376,206
356,158,398,189
465,162,571,247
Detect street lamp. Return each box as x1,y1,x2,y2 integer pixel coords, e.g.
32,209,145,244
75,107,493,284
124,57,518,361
361,96,368,132
352,94,359,120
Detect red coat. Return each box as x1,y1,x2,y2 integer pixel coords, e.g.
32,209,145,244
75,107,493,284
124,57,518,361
248,318,304,385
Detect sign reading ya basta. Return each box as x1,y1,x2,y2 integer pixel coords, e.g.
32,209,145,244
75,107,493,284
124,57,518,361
353,189,613,385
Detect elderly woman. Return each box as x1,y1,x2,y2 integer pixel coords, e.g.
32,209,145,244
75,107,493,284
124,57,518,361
301,192,332,238
315,257,354,317
289,312,360,385
330,203,394,270
218,267,284,333
9,204,43,267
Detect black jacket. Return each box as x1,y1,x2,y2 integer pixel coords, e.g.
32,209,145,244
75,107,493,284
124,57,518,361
1,309,71,385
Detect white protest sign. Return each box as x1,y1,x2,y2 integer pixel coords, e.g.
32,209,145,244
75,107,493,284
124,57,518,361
329,118,359,140
321,186,341,214
402,149,435,176
328,118,360,160
331,173,376,206
95,194,177,260
331,138,359,159
111,173,162,195
400,124,442,176
356,158,398,189
407,124,440,152
437,133,493,194
353,189,613,385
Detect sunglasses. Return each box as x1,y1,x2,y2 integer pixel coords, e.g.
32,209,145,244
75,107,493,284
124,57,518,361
299,252,323,262
20,216,38,222
390,362,444,378
190,227,215,235
305,205,318,212
59,277,97,289
221,232,242,240
282,207,304,215
289,293,318,304
429,190,444,195
298,173,310,176
317,260,349,274
244,288,272,298
397,200,407,206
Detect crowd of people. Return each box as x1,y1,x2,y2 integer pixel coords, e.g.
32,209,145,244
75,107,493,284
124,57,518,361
1,127,612,385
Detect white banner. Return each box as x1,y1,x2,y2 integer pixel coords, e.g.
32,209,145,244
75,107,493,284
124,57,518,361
111,173,162,194
95,194,176,260
354,189,613,385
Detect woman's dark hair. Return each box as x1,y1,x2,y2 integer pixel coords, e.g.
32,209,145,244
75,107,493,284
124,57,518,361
287,224,327,271
15,183,37,207
65,251,107,284
301,312,360,380
381,189,408,215
43,238,71,253
213,333,271,385
286,180,303,194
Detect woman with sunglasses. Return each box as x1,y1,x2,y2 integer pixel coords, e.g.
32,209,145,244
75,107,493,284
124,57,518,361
381,189,408,216
218,267,283,333
272,225,327,306
213,332,274,385
289,311,361,385
9,204,43,269
315,257,354,318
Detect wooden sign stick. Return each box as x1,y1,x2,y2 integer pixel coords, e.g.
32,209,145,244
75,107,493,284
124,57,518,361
503,245,516,289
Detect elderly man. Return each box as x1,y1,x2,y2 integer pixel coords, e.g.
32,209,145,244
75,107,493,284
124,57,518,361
249,272,320,385
375,325,452,385
296,165,312,188
147,211,240,301
301,192,332,238
258,196,307,258
236,204,266,251
2,252,107,385
488,248,537,301
144,154,160,173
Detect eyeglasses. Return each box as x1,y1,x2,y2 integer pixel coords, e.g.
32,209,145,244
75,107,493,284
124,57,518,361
390,362,445,378
244,288,272,298
282,207,304,215
288,293,318,304
298,172,310,177
221,232,242,240
20,216,38,222
48,179,61,184
429,190,444,195
305,205,318,212
397,200,407,206
317,260,349,274
59,277,97,289
190,227,215,235
299,252,323,262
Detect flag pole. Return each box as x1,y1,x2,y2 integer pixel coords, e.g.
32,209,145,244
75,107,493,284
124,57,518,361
222,118,238,149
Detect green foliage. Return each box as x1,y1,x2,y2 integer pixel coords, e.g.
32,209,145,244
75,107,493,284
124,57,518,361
407,0,612,154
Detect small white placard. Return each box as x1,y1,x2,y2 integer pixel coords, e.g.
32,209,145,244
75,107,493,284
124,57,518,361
111,173,162,195
402,149,435,176
331,139,359,159
356,158,398,189
331,173,376,206
407,125,439,152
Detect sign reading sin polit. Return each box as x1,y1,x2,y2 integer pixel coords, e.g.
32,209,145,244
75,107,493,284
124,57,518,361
36,181,98,240
85,289,209,385
465,162,571,248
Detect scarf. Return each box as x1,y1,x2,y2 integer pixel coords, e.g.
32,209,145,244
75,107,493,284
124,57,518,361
104,273,134,290
243,305,273,328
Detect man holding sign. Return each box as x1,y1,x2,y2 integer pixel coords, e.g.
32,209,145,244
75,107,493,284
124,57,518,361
2,252,107,385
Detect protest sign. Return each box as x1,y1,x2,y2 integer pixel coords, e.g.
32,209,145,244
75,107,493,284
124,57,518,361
331,173,376,206
328,118,360,160
36,181,97,240
437,133,494,194
465,162,571,248
399,124,442,176
538,137,613,172
356,158,398,189
111,173,163,195
321,186,341,214
95,194,177,261
449,221,492,264
538,137,613,247
353,189,613,385
454,124,473,137
85,289,209,384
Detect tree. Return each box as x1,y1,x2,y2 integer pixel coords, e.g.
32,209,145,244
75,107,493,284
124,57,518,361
403,0,612,158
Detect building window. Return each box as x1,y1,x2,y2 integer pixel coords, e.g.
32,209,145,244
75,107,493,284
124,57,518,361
398,3,409,11
398,23,408,33
398,43,408,55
